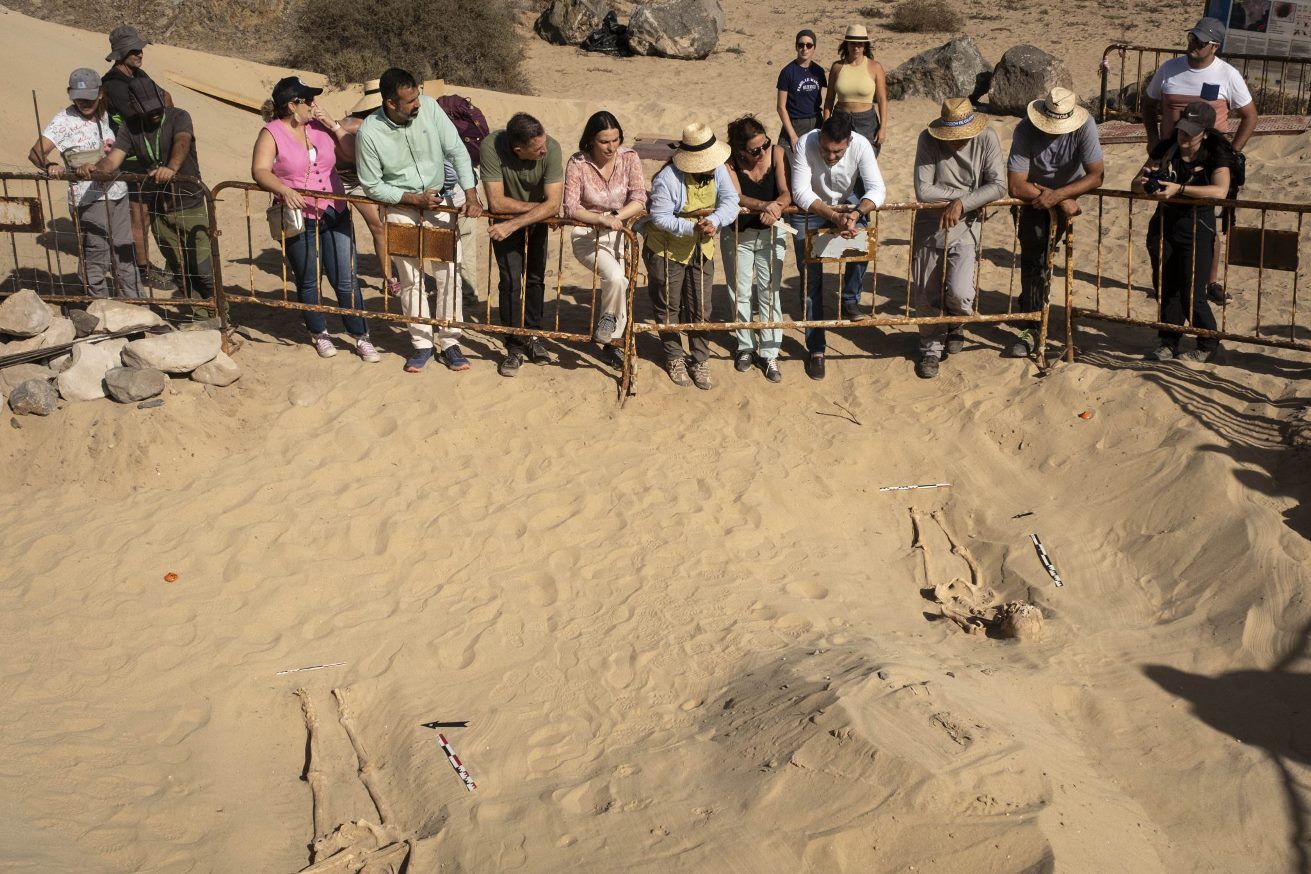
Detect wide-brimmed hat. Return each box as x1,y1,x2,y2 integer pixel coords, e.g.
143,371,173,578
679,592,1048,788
105,25,148,63
1026,87,1089,135
927,98,988,141
671,122,731,174
350,78,383,115
843,24,871,42
67,68,102,102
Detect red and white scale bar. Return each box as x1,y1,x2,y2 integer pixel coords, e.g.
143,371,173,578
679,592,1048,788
437,733,477,791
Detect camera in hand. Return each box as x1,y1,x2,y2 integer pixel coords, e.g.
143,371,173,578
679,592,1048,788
1143,169,1170,195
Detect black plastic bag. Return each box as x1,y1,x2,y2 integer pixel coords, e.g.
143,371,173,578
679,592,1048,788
581,12,631,56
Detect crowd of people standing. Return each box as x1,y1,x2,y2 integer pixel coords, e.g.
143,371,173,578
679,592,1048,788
27,16,1258,385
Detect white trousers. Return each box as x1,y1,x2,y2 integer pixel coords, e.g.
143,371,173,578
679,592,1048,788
570,226,628,340
386,204,462,351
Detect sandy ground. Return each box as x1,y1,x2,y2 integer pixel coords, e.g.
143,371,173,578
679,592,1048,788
1,4,1311,873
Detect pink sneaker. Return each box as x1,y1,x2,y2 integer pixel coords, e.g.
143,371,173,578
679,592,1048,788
386,276,400,295
312,332,337,358
355,335,380,363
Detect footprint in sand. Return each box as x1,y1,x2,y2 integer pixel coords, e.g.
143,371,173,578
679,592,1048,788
786,580,829,600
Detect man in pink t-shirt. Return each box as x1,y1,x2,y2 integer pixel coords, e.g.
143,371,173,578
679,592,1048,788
1144,17,1257,153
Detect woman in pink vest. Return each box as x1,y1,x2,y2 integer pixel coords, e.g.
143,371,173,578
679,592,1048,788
252,77,378,361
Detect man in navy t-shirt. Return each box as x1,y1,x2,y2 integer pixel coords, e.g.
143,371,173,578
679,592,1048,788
776,29,827,151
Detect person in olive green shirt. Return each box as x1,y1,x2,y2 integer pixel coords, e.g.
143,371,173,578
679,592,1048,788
480,113,564,377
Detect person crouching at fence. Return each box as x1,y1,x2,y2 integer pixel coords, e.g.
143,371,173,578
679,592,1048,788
31,67,142,299
85,82,214,321
788,113,885,382
641,123,740,390
910,99,1005,380
563,110,648,370
1005,88,1103,360
252,77,379,363
1132,101,1232,365
722,114,791,383
481,113,565,378
356,67,482,373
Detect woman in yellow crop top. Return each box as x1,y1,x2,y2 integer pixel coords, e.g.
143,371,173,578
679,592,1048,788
824,24,888,154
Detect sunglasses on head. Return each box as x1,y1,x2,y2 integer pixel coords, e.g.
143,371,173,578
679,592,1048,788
744,137,772,157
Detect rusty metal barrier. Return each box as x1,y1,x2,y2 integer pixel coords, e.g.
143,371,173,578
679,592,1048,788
1099,43,1311,122
0,169,221,318
622,198,1062,396
208,180,641,388
1065,189,1311,359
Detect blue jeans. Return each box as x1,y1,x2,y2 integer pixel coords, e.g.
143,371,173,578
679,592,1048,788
283,206,368,336
788,212,868,354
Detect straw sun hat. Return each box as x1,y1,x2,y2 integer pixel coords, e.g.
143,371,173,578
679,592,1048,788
349,78,383,115
1026,87,1089,135
843,24,871,42
927,98,988,141
671,122,731,174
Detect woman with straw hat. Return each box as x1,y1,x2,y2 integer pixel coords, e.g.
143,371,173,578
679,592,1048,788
1004,87,1104,360
910,98,1005,379
825,24,888,154
641,122,740,390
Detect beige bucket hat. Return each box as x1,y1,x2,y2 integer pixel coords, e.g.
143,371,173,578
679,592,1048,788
670,122,731,174
927,97,988,141
1026,87,1089,135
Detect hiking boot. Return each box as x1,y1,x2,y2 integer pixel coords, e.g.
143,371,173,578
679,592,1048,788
916,354,940,379
805,353,826,380
734,350,754,372
594,312,618,345
1206,281,1233,305
1149,344,1176,362
140,264,177,292
312,332,337,358
762,358,782,383
354,335,380,363
665,355,692,387
525,337,554,365
499,348,524,377
441,346,471,371
1177,345,1221,364
600,344,625,369
842,301,863,321
944,333,965,356
688,359,714,390
1003,329,1035,359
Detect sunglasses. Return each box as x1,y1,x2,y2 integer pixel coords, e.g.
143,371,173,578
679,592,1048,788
744,138,772,157
796,41,814,48
291,97,316,106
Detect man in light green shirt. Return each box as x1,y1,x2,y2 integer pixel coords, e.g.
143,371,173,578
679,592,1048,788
357,67,483,373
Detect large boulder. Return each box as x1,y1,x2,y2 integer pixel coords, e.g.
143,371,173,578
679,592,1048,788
121,329,221,373
627,0,722,60
105,366,168,403
535,0,608,45
0,290,52,338
887,36,991,102
191,351,241,387
56,337,128,402
8,378,58,416
0,363,56,397
987,44,1074,117
86,299,165,333
0,317,76,357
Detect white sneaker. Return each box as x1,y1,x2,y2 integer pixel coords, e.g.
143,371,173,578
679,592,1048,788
355,335,380,363
313,332,337,358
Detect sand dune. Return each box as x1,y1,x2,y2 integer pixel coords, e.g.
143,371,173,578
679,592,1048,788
1,4,1309,873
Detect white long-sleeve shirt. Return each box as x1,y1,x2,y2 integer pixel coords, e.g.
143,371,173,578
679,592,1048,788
790,129,885,212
